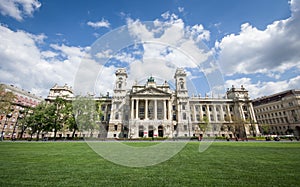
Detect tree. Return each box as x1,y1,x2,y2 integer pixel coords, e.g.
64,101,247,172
260,124,270,135
231,115,247,139
198,116,211,138
18,107,32,139
27,102,48,141
63,102,78,138
72,96,102,138
0,85,16,115
44,97,68,140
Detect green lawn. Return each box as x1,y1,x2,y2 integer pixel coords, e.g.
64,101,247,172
0,141,299,186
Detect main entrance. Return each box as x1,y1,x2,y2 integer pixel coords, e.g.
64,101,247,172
148,125,154,137
158,125,164,137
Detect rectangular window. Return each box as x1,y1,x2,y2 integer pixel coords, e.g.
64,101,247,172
183,113,187,120
184,125,188,131
114,125,118,131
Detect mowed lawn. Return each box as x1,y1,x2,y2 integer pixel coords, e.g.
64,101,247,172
0,141,299,186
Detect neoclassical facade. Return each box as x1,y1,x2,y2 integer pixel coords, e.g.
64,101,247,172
107,68,260,139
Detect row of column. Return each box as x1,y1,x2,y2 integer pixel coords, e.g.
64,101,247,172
191,104,233,122
191,103,256,123
131,99,172,120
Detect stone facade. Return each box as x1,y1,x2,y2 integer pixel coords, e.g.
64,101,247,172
253,89,300,137
107,68,260,139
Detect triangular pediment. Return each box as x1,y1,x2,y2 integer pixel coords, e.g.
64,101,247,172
131,87,171,96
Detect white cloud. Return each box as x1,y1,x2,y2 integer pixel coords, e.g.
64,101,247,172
178,7,184,13
216,0,300,76
225,75,300,99
87,18,110,28
0,24,88,97
0,0,41,21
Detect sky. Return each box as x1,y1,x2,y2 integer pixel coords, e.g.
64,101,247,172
0,0,299,99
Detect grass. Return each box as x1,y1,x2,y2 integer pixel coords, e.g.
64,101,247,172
0,141,300,186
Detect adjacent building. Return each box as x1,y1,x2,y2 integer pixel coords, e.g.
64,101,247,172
0,84,43,139
253,89,300,137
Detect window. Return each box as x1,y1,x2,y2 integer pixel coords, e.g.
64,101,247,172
183,113,187,120
184,125,188,131
115,113,119,120
196,114,200,121
114,125,118,131
217,115,221,121
182,104,186,110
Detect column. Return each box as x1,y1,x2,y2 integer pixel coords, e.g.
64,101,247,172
131,99,134,119
213,105,217,122
193,105,197,122
248,103,256,122
145,99,148,119
220,105,225,121
226,104,232,122
168,100,172,121
154,100,157,120
206,105,211,121
163,100,167,120
136,99,139,119
199,104,203,121
239,103,245,120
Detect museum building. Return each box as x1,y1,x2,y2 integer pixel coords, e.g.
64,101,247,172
106,68,260,139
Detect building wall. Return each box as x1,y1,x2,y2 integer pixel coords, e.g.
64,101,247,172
0,84,43,139
253,90,300,136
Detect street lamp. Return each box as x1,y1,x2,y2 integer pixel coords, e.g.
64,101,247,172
1,113,12,141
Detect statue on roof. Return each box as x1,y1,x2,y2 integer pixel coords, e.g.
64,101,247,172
148,76,155,82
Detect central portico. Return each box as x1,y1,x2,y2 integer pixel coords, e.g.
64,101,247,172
107,68,177,139
129,76,174,138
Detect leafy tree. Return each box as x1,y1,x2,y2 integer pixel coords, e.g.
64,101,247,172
260,124,270,135
63,102,78,138
72,96,102,138
0,85,16,115
231,115,247,139
27,102,48,141
198,116,211,138
18,107,32,139
44,97,68,140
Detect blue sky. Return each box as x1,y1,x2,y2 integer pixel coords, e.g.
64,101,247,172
0,0,299,99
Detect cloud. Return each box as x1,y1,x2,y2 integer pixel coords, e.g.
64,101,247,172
87,18,110,28
178,7,184,13
0,24,87,97
225,76,300,99
216,0,300,76
0,0,41,21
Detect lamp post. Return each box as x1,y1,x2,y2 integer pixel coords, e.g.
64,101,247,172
1,113,12,141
